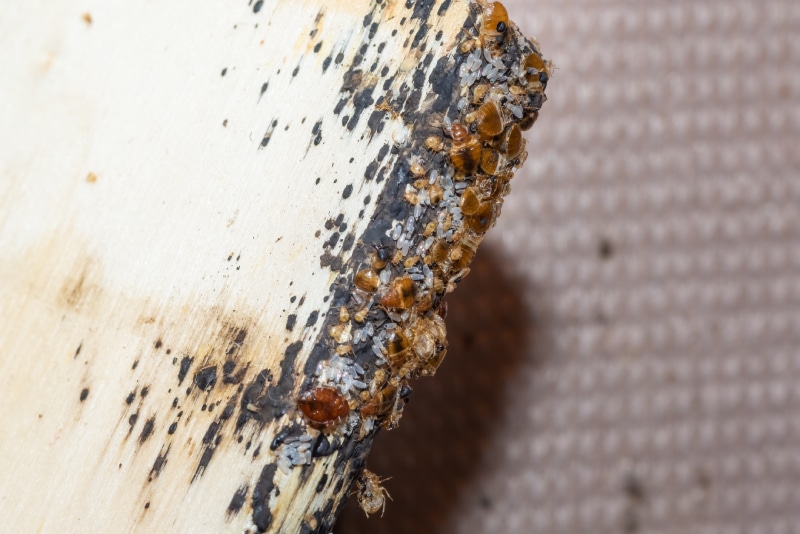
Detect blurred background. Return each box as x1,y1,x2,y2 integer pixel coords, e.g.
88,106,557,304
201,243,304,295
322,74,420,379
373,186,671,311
337,1,800,532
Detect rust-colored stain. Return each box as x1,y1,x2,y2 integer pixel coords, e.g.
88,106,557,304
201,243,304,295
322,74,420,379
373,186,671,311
85,172,97,183
82,13,93,26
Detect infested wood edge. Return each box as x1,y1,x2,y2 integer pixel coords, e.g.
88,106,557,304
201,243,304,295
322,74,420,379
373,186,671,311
265,2,552,532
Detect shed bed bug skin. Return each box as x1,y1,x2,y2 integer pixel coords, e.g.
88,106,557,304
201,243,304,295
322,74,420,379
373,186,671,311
297,386,349,427
356,469,392,517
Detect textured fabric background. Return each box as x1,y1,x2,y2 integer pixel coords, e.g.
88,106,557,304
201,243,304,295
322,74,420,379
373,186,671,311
336,1,800,532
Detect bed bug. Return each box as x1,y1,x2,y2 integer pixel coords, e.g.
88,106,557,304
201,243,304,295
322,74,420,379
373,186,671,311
465,200,497,235
448,122,482,174
460,186,482,216
424,135,445,152
356,469,392,517
478,1,509,46
360,382,398,418
407,314,448,376
354,268,380,292
379,276,416,309
297,386,349,427
518,110,538,131
465,100,506,140
493,123,524,158
479,147,508,175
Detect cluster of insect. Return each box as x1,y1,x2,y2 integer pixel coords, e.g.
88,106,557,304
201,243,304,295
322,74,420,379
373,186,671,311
291,0,549,516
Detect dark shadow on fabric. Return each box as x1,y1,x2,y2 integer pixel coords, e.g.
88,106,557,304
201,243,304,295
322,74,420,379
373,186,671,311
334,244,535,533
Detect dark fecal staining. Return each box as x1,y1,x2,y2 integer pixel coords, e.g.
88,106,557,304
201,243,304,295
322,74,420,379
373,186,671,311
221,67,227,77
154,339,163,349
193,447,215,481
140,386,149,398
227,485,249,516
74,342,82,358
178,356,193,384
292,65,300,77
79,388,89,402
149,445,170,480
125,391,135,405
319,251,342,271
194,365,218,391
253,0,263,13
260,82,268,98
342,184,353,199
138,416,155,444
313,42,322,53
305,310,319,327
286,314,297,331
168,422,178,435
342,233,355,252
129,412,139,428
322,56,332,72
252,464,278,532
144,502,150,510
316,473,329,492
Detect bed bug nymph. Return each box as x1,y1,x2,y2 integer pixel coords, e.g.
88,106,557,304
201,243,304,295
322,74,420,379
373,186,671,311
355,469,392,517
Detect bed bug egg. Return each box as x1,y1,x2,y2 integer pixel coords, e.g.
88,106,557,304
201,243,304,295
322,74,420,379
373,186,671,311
297,386,350,427
448,122,482,175
379,276,416,309
354,268,380,292
465,100,505,140
356,469,392,517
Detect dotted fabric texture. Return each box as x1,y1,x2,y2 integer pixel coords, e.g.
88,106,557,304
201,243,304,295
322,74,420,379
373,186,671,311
336,1,800,533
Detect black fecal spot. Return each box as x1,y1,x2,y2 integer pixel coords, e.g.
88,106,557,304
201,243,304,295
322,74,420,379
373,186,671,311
144,502,150,509
203,421,220,445
311,433,335,457
334,52,344,64
227,485,248,516
322,56,332,72
316,473,329,492
154,339,163,349
260,82,268,97
326,232,340,248
341,70,363,93
131,360,139,370
168,422,177,434
369,22,379,39
253,0,263,13
362,10,373,27
334,478,344,494
253,443,262,458
341,115,349,127
193,447,214,481
305,311,319,327
412,67,426,89
333,98,348,115
599,237,614,259
382,73,396,91
342,233,355,252
79,388,89,401
299,295,306,306
312,120,322,135
435,29,444,41
252,464,278,532
380,65,389,77
335,213,344,226
346,86,375,130
319,251,342,271
221,399,236,419
129,412,138,427
178,356,193,384
221,68,227,77
150,445,170,480
194,366,218,391
140,386,149,398
339,222,348,232
364,161,379,182
138,416,155,443
74,342,82,358
286,314,297,331
342,184,353,199
367,110,384,136
125,391,135,404
292,65,300,77
378,42,386,54
313,42,322,53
